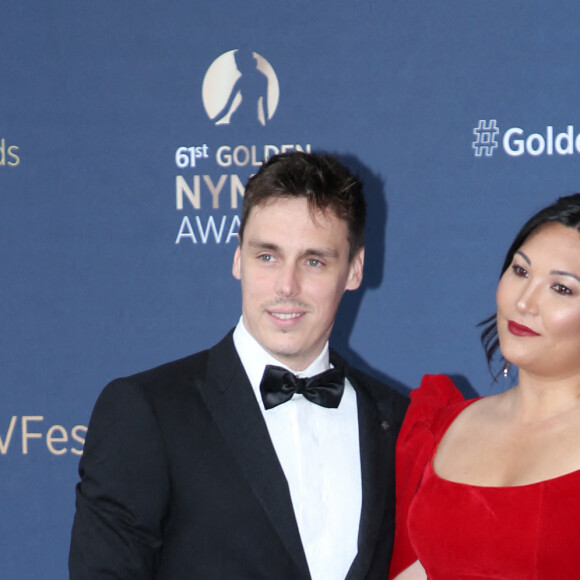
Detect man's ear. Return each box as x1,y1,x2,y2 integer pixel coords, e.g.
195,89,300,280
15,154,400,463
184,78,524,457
345,247,364,291
232,243,242,280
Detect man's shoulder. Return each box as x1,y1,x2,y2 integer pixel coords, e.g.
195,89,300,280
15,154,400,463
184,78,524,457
103,330,237,398
82,331,242,443
124,348,209,385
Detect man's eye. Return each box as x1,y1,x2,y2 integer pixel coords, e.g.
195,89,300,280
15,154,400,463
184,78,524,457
259,254,274,262
307,259,322,267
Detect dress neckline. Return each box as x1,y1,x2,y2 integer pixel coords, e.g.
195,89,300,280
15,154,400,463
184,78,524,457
429,397,580,490
428,453,580,490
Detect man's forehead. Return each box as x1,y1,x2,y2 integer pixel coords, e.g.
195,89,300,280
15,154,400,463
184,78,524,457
247,196,342,225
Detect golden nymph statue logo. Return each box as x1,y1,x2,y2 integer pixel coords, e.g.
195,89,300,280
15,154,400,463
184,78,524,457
202,49,280,126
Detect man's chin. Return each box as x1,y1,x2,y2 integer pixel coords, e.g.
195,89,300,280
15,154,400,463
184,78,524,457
265,343,306,368
267,346,299,362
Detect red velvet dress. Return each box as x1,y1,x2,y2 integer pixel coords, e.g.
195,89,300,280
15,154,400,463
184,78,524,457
389,374,580,580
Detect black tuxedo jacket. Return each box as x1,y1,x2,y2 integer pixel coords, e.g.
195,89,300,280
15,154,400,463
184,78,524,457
69,332,408,579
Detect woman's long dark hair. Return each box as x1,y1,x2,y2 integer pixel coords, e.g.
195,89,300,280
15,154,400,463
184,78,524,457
480,193,580,375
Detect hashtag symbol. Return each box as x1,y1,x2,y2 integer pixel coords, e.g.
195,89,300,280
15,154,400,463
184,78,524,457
472,120,500,157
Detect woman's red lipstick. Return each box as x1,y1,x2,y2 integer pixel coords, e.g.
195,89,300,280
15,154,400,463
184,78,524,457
508,320,540,337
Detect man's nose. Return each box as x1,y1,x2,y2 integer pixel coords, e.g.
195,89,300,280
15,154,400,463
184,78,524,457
275,263,301,297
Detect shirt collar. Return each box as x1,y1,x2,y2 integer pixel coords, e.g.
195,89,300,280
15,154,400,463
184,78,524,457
233,316,331,396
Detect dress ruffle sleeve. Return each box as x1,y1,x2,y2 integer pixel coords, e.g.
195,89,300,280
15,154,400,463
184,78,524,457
388,375,466,579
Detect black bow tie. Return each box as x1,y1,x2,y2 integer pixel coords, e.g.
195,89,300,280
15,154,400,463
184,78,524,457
259,365,345,410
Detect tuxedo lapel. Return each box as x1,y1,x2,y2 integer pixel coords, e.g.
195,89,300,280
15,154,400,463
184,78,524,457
195,333,310,579
330,353,396,580
348,386,390,579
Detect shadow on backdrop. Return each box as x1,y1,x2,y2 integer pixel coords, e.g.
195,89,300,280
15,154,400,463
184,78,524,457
447,374,479,400
330,153,411,397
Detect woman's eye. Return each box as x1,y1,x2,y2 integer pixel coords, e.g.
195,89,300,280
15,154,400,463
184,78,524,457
511,264,528,277
553,283,572,296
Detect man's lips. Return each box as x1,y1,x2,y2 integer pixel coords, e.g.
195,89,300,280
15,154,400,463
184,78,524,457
269,311,304,321
508,320,540,337
266,301,310,322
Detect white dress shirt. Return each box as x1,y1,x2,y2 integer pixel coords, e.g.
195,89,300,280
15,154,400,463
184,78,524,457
233,317,362,580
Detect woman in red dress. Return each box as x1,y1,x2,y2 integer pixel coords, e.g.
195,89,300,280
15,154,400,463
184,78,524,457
390,193,580,580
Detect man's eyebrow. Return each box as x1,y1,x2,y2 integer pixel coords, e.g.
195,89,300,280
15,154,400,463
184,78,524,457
247,240,280,252
301,247,339,259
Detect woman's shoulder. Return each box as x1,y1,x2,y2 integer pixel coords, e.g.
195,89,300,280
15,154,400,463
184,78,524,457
389,376,477,579
408,374,469,424
398,374,475,454
411,374,465,408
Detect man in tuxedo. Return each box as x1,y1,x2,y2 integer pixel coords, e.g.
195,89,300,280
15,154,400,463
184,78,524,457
69,151,408,579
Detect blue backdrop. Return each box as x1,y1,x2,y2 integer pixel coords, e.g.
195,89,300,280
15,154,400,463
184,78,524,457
3,2,580,577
